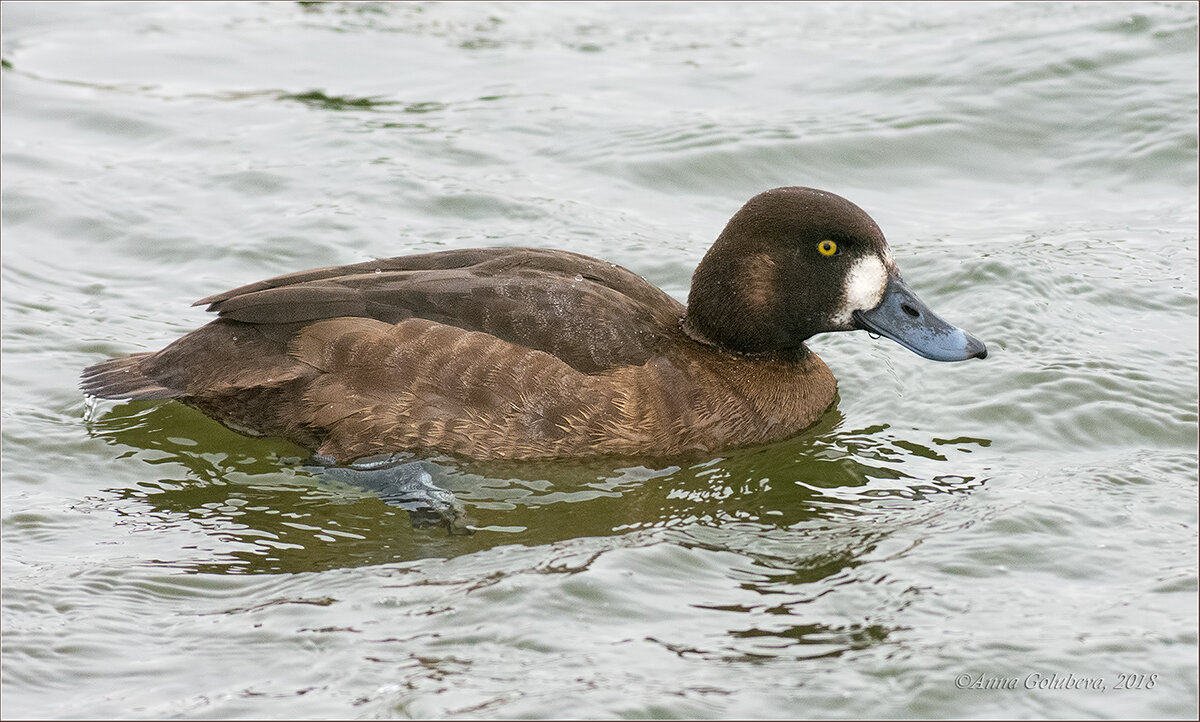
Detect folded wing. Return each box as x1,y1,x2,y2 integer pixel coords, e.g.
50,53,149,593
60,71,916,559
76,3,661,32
197,247,685,373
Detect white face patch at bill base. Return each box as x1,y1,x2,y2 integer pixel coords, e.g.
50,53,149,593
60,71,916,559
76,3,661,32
833,255,889,326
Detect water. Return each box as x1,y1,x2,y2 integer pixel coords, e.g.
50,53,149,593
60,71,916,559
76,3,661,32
2,1,1197,718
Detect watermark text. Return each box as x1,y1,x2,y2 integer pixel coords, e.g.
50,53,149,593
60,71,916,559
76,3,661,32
954,672,1159,692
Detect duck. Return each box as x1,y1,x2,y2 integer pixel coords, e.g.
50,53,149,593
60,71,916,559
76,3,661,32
81,186,986,462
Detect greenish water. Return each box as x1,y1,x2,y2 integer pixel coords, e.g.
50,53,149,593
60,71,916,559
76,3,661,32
2,1,1197,718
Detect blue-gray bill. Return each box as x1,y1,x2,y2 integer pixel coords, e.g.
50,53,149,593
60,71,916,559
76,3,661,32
852,275,988,362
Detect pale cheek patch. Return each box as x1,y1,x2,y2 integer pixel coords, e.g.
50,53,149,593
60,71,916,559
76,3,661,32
833,256,888,326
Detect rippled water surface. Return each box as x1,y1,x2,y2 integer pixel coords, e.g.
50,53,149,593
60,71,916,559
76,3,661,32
3,2,1197,718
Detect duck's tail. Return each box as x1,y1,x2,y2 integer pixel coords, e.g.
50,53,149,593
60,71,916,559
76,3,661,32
80,354,179,401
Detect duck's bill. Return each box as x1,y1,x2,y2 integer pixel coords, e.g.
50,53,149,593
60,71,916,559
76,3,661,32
852,275,987,362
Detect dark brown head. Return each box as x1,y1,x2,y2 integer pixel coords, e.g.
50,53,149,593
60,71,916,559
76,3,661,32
684,187,986,362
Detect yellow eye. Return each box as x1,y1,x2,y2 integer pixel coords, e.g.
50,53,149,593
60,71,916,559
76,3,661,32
817,240,837,256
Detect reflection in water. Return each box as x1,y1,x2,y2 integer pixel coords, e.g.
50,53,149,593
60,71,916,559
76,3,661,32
85,398,990,659
726,622,892,662
86,401,988,542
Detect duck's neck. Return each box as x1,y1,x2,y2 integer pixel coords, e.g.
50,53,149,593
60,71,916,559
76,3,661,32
684,237,809,357
680,313,811,364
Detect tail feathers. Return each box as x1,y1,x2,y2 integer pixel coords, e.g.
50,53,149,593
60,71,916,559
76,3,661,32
80,354,180,401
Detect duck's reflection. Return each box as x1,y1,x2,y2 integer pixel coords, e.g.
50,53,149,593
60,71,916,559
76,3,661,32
85,399,992,661
86,399,989,573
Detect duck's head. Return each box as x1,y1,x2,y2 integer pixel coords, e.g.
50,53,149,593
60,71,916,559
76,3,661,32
684,186,987,361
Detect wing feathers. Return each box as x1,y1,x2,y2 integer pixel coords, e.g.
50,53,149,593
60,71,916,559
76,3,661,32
213,283,367,324
192,248,685,373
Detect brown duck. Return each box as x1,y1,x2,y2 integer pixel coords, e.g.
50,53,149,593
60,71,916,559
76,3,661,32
81,187,987,462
